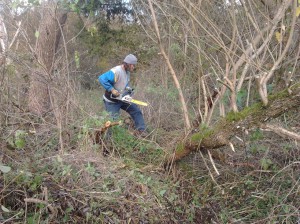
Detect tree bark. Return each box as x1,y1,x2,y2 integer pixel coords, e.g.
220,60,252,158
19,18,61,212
169,83,300,163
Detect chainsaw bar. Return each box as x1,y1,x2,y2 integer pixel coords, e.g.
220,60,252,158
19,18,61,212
111,91,148,107
130,99,148,106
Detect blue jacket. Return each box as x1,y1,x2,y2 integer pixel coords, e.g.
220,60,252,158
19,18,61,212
98,65,130,92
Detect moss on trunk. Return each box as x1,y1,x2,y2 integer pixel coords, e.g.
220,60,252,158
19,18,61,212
169,83,300,163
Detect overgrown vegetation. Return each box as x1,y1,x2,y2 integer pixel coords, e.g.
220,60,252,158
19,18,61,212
0,0,299,223
1,119,299,223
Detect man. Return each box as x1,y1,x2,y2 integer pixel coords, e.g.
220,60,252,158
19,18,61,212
98,54,147,137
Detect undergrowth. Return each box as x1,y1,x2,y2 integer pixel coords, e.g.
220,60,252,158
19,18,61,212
1,114,299,223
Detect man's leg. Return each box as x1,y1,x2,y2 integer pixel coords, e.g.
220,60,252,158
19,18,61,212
104,100,122,120
103,100,122,155
121,103,146,131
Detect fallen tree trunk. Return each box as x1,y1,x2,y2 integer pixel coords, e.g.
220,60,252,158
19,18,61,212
170,83,300,163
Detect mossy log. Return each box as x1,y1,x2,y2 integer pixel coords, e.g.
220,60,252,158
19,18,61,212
170,83,300,163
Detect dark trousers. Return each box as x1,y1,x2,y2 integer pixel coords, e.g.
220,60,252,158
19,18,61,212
103,100,146,131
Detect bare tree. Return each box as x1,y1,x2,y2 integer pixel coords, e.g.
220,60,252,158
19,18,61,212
28,0,67,116
147,0,191,132
134,0,300,163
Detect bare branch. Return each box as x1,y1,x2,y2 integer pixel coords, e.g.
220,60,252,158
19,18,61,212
260,0,297,105
147,0,191,132
24,198,57,215
8,21,22,50
208,150,220,176
0,14,8,66
261,123,300,141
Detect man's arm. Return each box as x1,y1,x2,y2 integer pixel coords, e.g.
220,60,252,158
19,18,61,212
98,70,115,91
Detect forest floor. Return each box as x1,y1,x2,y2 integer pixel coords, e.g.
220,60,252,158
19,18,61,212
1,106,299,223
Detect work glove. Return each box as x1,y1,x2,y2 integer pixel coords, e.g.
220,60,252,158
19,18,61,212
111,88,120,97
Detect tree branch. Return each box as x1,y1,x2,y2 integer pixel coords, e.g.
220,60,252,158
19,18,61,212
147,0,191,132
261,123,300,141
168,83,300,163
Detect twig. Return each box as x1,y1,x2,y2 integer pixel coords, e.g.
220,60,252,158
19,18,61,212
208,150,220,176
2,211,22,224
261,123,300,141
229,142,235,152
198,151,221,190
270,161,300,181
217,78,232,92
9,21,22,50
24,198,57,216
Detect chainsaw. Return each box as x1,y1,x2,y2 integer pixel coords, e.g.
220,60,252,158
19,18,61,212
111,87,148,106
